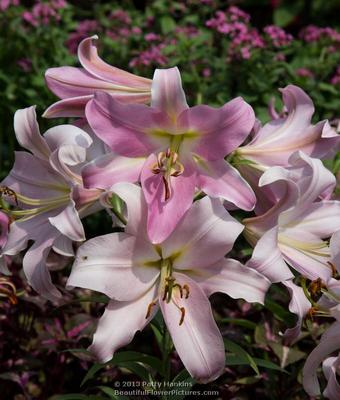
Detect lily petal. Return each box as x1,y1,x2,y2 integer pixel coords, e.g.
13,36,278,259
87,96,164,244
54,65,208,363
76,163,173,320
78,35,151,88
86,92,165,157
23,233,62,301
141,154,196,244
67,232,160,301
14,106,50,160
151,67,188,117
195,158,256,211
160,273,225,383
323,356,340,400
190,258,270,304
282,280,311,344
49,200,85,242
246,227,294,282
110,183,148,238
303,322,340,396
82,153,145,189
89,284,159,363
43,95,93,118
179,97,255,160
162,196,243,268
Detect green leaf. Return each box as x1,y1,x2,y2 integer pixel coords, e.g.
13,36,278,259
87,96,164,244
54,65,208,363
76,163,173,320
80,352,162,387
224,338,259,375
219,318,256,330
160,16,176,34
81,363,105,387
118,361,151,382
97,386,129,400
269,342,306,368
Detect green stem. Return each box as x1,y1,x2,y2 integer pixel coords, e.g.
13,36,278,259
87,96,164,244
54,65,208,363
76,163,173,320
161,325,172,400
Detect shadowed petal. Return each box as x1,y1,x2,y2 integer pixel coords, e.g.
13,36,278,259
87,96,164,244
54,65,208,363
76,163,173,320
88,284,159,363
323,356,340,400
282,280,311,344
303,322,340,396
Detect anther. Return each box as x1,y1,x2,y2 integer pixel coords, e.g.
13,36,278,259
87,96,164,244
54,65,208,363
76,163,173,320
162,285,169,302
179,307,186,325
306,306,318,321
182,284,190,299
173,283,183,298
327,261,338,278
309,278,326,300
145,301,157,319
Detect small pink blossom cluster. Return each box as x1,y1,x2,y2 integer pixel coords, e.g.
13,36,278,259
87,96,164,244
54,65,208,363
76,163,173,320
0,0,19,11
206,7,264,60
22,0,67,27
2,35,340,393
299,25,340,43
66,20,100,54
129,43,168,68
106,9,141,42
263,25,293,47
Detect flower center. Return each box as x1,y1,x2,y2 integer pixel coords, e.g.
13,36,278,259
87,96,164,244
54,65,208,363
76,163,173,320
145,258,190,325
151,148,184,201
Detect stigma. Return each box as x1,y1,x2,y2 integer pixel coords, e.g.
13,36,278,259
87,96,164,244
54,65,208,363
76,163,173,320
151,149,184,201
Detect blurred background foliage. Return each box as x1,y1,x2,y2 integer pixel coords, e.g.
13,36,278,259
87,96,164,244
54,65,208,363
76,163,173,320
1,0,340,173
0,1,339,399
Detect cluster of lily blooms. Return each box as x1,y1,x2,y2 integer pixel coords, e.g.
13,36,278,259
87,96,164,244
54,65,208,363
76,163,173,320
1,35,340,397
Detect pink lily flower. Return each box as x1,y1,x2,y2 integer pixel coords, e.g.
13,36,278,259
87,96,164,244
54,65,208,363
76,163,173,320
302,231,340,399
43,35,152,118
67,183,270,382
83,67,256,243
234,85,340,214
1,107,104,300
244,151,340,283
303,313,340,399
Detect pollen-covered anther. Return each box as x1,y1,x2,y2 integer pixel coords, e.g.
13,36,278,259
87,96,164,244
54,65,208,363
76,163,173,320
182,284,190,299
0,186,18,205
145,301,157,319
306,306,318,321
0,278,18,305
179,307,186,325
309,278,326,300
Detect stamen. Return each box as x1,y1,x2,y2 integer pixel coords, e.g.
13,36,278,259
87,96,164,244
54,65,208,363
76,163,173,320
182,284,190,299
309,278,326,300
179,307,185,325
327,261,338,277
306,306,318,321
145,301,157,319
173,283,183,298
162,285,169,302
